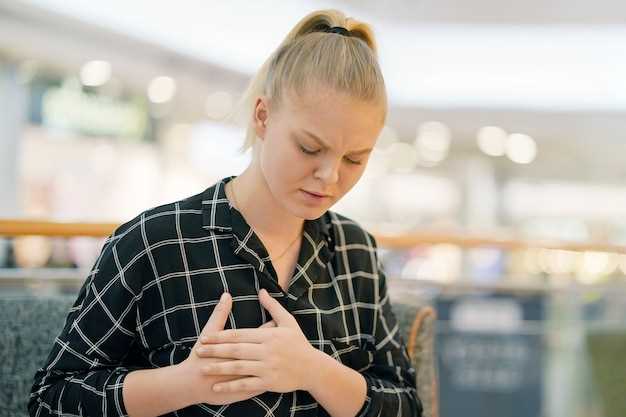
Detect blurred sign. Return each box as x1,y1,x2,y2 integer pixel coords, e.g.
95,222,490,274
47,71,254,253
29,76,150,140
436,293,545,417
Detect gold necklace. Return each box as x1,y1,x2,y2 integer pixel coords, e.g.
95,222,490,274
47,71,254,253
229,178,302,262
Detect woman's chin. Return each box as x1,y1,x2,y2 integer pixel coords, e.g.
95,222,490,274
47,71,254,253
288,203,329,221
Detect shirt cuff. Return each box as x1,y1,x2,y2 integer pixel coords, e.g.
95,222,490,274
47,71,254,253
105,367,137,417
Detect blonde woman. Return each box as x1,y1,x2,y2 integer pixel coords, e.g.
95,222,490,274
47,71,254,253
28,9,422,417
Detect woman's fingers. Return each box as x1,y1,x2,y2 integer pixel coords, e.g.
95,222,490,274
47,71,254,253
259,320,276,328
201,360,264,377
196,343,265,360
200,327,273,344
213,377,265,393
199,293,232,338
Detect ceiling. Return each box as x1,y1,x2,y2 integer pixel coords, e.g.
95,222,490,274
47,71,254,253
1,0,625,183
337,0,626,24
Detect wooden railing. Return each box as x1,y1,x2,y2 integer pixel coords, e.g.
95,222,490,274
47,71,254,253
0,219,118,238
3,218,626,295
373,231,626,254
2,218,626,254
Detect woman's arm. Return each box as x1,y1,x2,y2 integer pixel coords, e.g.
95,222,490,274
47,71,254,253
28,231,147,417
304,276,422,417
194,288,409,417
123,361,264,417
306,349,368,417
347,234,423,417
27,229,262,417
122,364,196,417
194,273,422,417
305,233,423,417
123,293,271,417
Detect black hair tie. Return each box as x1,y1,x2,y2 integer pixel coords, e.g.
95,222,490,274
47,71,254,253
313,23,351,37
327,26,350,36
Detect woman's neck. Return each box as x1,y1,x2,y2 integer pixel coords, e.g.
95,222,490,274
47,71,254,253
228,164,304,244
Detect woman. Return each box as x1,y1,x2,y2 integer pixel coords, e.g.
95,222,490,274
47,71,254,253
28,9,422,417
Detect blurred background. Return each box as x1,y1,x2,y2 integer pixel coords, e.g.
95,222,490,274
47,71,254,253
1,1,625,416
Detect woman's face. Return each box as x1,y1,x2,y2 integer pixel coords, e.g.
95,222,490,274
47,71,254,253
254,87,385,220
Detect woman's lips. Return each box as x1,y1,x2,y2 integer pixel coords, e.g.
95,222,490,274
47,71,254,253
303,190,330,198
300,189,332,202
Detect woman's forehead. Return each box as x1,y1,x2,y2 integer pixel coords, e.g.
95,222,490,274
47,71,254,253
280,88,385,133
283,86,381,111
278,102,382,153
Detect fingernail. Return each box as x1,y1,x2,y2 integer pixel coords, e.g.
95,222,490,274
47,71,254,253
219,292,228,303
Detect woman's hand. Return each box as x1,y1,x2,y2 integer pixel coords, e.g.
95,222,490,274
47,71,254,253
178,292,276,405
195,289,320,394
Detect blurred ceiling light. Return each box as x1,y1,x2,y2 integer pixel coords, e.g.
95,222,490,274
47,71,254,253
205,91,234,120
26,3,626,111
505,133,537,164
148,76,177,103
414,121,451,166
477,126,507,157
79,60,111,87
375,125,398,150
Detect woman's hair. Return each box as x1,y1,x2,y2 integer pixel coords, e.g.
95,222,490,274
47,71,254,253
233,9,387,152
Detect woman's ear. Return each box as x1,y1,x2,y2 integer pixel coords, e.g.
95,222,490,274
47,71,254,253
253,96,269,140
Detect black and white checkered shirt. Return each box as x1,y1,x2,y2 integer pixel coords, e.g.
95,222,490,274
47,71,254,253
28,175,422,417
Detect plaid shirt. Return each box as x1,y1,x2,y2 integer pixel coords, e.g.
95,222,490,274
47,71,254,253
28,175,422,417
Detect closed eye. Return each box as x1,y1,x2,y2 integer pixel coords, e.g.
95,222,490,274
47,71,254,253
300,143,363,165
344,156,362,165
299,145,320,155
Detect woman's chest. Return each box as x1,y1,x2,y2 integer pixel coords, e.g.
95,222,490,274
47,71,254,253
134,261,373,369
271,246,301,292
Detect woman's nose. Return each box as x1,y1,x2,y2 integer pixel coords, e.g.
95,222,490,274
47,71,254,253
314,157,340,184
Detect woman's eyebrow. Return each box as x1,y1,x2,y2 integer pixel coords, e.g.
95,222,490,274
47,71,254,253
301,129,373,155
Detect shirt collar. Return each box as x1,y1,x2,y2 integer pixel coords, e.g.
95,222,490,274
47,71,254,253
200,175,334,301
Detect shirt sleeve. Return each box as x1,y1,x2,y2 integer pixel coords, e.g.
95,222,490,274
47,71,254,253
28,227,147,417
354,235,423,417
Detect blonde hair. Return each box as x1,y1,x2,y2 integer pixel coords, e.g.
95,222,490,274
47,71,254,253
233,9,387,152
